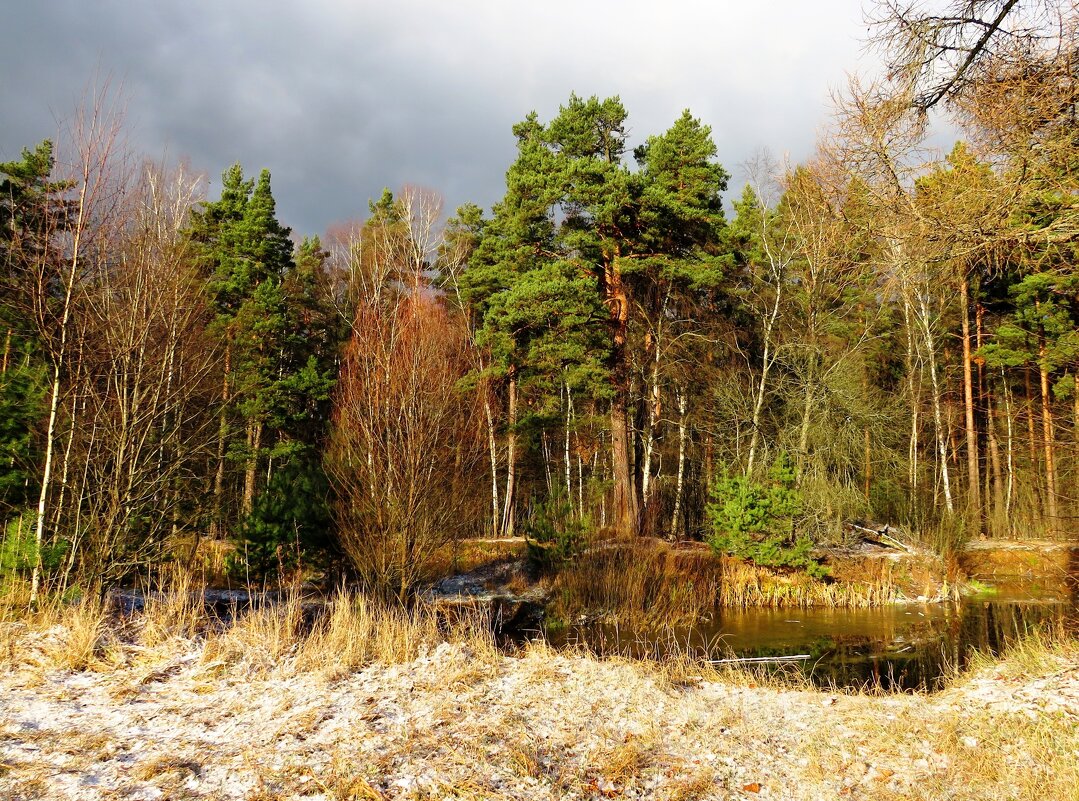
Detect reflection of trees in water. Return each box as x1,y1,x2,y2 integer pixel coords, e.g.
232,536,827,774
552,597,1070,691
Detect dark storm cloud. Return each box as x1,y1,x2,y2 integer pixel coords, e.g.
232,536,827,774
2,0,879,235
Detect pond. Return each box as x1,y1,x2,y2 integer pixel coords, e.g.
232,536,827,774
541,582,1076,691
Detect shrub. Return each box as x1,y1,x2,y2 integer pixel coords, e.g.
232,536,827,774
705,453,827,578
526,485,590,571
0,514,68,584
232,455,334,581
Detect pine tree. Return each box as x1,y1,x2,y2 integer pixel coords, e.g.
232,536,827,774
187,165,340,559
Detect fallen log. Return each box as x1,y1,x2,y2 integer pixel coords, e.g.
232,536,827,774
708,654,811,665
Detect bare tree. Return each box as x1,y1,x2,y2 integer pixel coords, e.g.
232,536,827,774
326,189,486,602
70,161,219,584
22,85,130,603
869,0,1065,109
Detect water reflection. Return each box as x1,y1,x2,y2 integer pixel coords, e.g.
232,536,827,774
546,590,1075,692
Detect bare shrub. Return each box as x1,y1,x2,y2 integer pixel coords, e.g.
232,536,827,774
326,258,486,601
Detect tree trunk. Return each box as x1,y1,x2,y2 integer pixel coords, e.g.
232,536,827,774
902,295,920,493
564,381,572,501
670,388,688,540
798,377,814,469
578,450,585,519
1037,322,1058,532
30,368,64,605
1024,365,1039,485
605,252,639,536
1002,369,1015,517
978,302,1004,529
501,371,517,537
641,350,660,503
923,311,954,514
864,428,872,499
985,391,1005,529
30,175,88,606
1073,370,1079,454
747,275,783,477
242,419,263,518
960,276,981,519
211,344,231,540
483,391,499,535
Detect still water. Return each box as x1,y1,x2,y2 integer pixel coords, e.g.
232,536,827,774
544,584,1075,691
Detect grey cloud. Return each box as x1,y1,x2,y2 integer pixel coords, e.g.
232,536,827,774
2,0,878,236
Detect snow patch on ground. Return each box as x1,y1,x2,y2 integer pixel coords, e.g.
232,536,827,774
1,638,1076,800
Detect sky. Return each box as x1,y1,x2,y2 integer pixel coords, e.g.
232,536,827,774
2,0,888,237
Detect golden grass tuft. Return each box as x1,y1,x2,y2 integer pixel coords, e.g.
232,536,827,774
0,590,115,673
200,586,306,675
48,595,114,671
591,735,653,785
664,767,717,801
134,567,205,649
194,585,498,679
958,616,1078,682
802,623,1079,801
297,592,438,676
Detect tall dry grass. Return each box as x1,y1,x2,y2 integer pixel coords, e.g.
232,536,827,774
297,592,495,678
0,580,114,672
134,567,205,648
548,541,904,628
0,576,496,680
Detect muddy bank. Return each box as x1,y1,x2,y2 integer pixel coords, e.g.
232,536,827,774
960,540,1079,594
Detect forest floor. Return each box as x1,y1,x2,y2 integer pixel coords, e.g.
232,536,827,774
1,608,1077,801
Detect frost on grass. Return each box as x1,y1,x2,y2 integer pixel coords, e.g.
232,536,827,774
0,623,1076,801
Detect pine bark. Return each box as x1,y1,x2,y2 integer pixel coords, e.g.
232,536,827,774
605,252,639,536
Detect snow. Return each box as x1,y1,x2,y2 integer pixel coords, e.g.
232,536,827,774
0,633,1076,800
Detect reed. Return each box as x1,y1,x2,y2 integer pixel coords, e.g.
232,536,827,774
547,541,721,627
548,540,904,627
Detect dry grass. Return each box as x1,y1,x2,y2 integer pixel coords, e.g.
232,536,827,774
664,767,717,801
548,541,722,628
802,623,1079,801
958,616,1078,682
589,733,654,785
0,597,1074,801
806,690,1079,801
47,596,114,671
132,567,205,648
295,591,495,678
0,576,496,682
426,537,528,579
131,753,201,783
547,540,908,628
0,585,115,673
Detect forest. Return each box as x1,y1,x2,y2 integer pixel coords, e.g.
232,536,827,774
0,3,1077,800
0,1,1077,611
